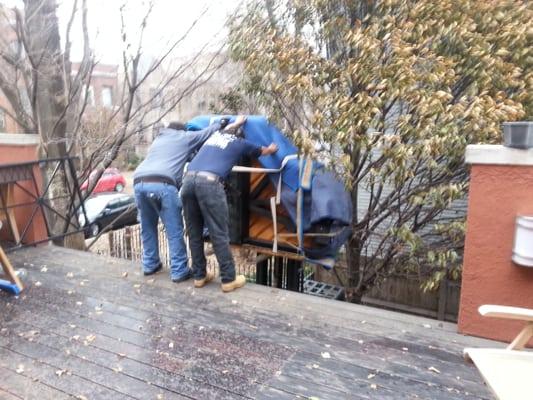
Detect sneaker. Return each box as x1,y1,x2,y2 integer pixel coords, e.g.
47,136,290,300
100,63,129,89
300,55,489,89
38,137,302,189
171,270,192,283
221,275,246,293
194,271,214,288
143,262,162,276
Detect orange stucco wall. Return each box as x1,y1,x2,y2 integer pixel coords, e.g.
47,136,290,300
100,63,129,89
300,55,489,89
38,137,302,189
458,164,533,342
0,142,48,244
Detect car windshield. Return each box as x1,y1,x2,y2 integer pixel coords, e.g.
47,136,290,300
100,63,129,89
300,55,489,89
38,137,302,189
82,194,125,220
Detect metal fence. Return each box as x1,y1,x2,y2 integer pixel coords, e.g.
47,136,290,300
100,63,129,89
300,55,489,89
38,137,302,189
0,156,87,249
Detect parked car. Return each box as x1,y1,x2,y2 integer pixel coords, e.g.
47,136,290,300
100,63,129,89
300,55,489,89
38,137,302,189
78,193,138,238
80,168,126,194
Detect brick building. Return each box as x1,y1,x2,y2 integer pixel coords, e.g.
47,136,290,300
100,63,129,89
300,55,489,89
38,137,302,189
71,63,119,110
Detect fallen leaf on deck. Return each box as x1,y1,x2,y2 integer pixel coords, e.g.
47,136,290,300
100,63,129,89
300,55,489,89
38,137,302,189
76,395,88,400
122,272,128,278
118,353,126,358
428,366,441,374
321,352,331,359
133,284,141,288
71,335,80,341
112,366,123,373
367,373,376,379
19,330,39,339
85,334,96,343
55,369,66,377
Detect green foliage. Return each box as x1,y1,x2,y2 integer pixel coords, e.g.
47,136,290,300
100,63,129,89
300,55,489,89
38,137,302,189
209,89,245,114
228,0,532,298
127,154,143,171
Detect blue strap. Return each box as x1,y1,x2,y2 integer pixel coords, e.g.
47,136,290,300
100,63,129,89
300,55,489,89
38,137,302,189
0,279,22,295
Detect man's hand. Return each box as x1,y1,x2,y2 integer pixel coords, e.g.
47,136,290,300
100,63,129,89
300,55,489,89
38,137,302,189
234,115,246,126
261,143,278,156
225,115,247,131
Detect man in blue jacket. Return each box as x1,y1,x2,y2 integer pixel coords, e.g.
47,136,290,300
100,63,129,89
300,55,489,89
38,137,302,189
182,116,278,292
133,119,226,282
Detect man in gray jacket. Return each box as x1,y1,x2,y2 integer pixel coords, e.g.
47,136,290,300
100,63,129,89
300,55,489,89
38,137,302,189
133,119,225,282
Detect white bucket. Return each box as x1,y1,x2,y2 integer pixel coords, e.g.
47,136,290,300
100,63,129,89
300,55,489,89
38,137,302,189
512,215,533,267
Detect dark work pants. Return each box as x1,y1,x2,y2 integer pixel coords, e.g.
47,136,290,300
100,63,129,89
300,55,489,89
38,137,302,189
181,175,236,283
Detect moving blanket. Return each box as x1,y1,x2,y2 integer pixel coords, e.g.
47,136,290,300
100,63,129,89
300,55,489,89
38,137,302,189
186,115,352,266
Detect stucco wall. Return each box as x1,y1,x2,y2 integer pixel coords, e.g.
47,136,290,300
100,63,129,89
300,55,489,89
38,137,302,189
459,145,533,342
0,134,47,244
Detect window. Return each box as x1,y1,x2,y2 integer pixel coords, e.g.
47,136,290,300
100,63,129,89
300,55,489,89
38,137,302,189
82,85,95,106
0,108,6,132
101,86,113,108
87,86,95,106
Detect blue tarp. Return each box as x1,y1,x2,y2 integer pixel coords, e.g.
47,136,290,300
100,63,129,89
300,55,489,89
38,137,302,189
186,115,352,266
187,115,302,191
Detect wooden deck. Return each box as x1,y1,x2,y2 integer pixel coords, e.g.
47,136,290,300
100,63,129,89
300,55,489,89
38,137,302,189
0,245,494,400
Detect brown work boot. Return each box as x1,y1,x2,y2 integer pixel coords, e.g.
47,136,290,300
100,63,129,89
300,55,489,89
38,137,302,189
221,275,246,293
194,271,214,288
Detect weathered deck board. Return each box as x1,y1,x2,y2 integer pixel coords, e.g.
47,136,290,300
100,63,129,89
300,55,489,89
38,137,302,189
0,346,133,400
0,245,493,400
11,263,483,393
0,388,24,400
0,364,70,400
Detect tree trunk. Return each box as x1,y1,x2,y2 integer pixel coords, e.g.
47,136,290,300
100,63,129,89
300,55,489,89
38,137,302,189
25,0,85,250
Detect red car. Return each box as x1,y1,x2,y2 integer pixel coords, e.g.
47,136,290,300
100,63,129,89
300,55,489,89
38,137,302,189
80,168,126,194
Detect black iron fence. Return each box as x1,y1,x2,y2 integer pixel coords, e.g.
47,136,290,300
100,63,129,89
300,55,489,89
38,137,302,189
0,156,87,249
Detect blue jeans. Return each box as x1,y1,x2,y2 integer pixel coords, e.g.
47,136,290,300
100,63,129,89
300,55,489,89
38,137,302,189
134,182,189,279
181,175,236,283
